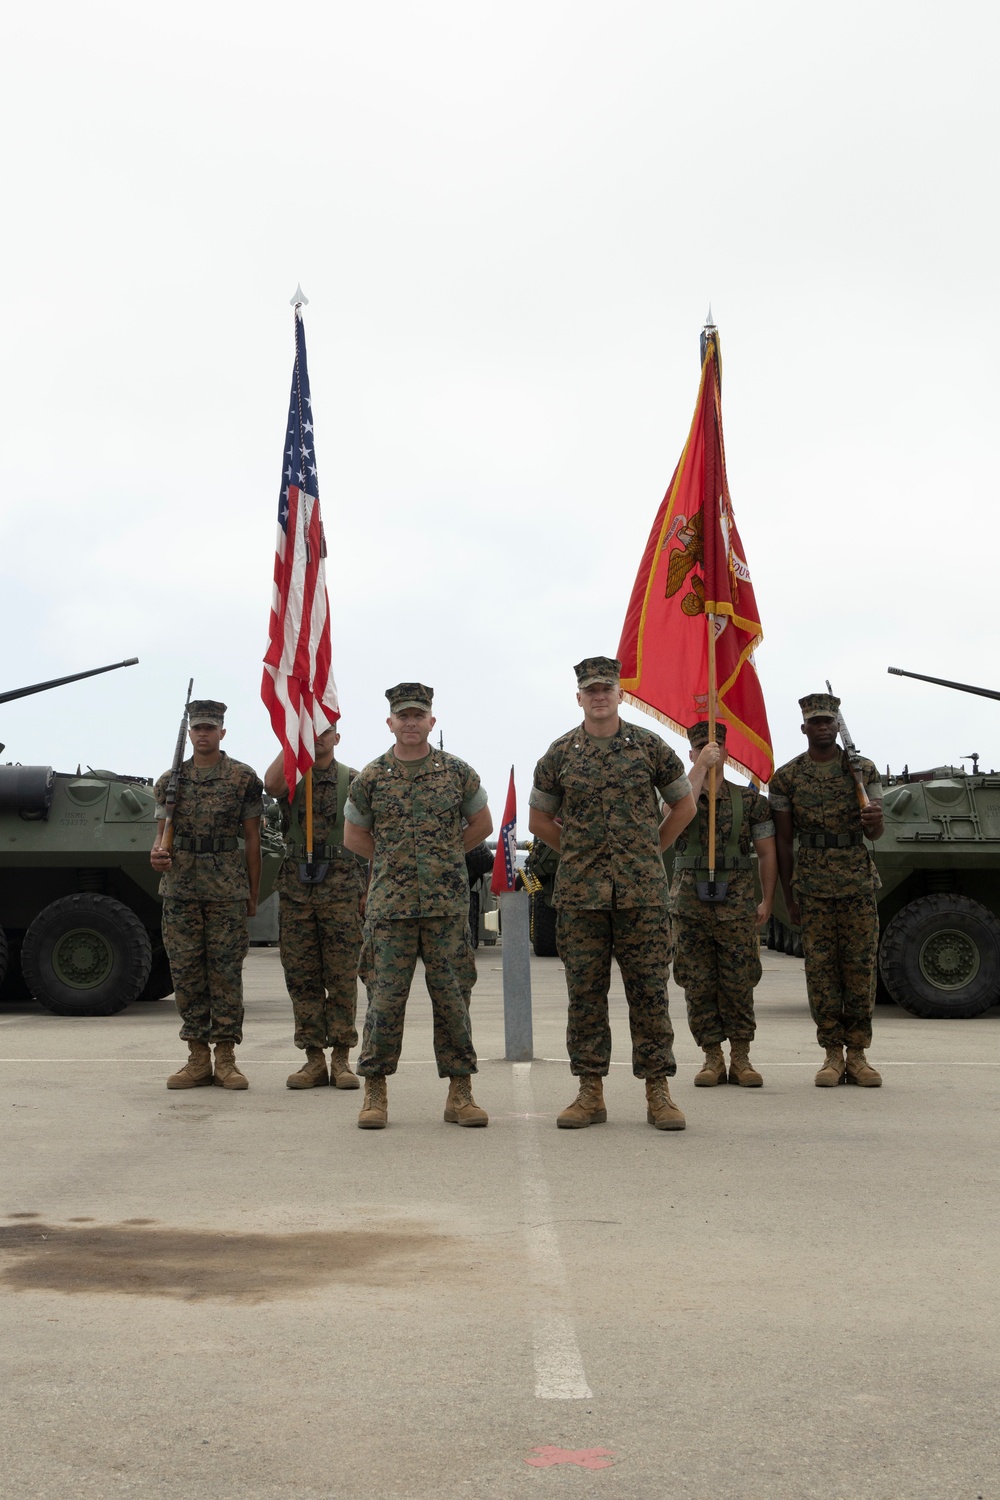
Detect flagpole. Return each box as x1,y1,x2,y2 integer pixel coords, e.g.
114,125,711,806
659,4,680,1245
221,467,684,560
702,307,719,897
304,765,314,872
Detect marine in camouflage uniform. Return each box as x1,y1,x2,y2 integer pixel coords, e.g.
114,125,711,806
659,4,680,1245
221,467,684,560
151,700,263,1091
528,656,696,1131
264,725,368,1091
769,692,885,1088
670,720,777,1088
343,683,493,1129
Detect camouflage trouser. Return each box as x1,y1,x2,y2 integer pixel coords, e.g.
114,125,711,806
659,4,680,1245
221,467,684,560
357,914,478,1079
799,889,879,1049
162,898,249,1044
672,898,761,1047
278,894,362,1051
556,907,676,1078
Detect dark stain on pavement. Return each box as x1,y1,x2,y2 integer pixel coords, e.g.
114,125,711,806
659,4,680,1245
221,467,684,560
0,1220,465,1303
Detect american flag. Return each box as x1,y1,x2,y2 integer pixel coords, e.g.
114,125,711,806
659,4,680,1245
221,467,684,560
261,301,339,793
490,767,518,894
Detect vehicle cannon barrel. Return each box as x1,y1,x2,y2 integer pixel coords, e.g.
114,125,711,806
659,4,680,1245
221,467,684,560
887,667,1000,703
0,657,139,707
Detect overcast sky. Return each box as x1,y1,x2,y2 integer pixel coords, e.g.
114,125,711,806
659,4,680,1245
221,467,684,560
2,1,997,817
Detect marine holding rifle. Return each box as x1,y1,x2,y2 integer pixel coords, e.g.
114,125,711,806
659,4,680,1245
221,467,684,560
768,692,885,1088
670,720,777,1089
151,699,263,1091
264,724,367,1092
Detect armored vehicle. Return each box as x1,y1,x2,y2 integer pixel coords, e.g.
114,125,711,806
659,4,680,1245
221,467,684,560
0,662,281,1017
875,669,1000,1018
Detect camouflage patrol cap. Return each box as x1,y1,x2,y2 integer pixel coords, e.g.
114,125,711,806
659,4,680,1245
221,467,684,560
798,692,840,721
188,699,227,726
386,682,433,713
688,719,728,749
574,656,621,689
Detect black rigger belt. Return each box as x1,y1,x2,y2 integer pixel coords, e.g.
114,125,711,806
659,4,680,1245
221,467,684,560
797,831,864,849
172,836,239,853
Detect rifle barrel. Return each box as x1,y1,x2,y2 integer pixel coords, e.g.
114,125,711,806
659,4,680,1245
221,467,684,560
0,658,139,706
887,668,1000,703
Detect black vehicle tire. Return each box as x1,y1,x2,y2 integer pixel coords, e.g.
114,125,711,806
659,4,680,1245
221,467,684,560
773,920,787,954
765,917,776,951
22,894,152,1016
790,929,804,959
135,945,174,1002
879,894,1000,1019
0,926,7,990
468,891,480,950
530,893,559,958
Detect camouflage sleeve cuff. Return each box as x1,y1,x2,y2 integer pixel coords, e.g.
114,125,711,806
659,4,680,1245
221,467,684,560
154,803,167,821
242,798,264,821
344,798,373,830
752,820,775,840
460,786,489,818
529,786,563,815
661,773,692,805
867,782,884,801
767,791,791,812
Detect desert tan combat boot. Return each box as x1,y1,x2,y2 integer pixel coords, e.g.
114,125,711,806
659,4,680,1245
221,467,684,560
846,1047,882,1087
329,1045,361,1090
815,1045,846,1087
444,1076,489,1126
645,1076,686,1130
694,1044,727,1087
166,1040,213,1090
286,1047,330,1089
728,1039,763,1088
212,1041,249,1090
556,1075,607,1128
358,1076,388,1129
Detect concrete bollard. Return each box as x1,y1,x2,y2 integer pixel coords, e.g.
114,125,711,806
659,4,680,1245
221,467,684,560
498,889,533,1060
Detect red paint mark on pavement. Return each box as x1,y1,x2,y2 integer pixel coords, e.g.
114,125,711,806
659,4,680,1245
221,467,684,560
524,1446,615,1470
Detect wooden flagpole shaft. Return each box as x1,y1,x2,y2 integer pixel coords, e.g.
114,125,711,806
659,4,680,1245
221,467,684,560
304,766,314,864
707,611,718,887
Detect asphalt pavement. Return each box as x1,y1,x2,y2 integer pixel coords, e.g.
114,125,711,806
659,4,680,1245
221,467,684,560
1,941,997,1500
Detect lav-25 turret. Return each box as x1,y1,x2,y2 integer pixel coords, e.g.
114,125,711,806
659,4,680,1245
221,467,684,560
0,661,281,1017
875,668,1000,1018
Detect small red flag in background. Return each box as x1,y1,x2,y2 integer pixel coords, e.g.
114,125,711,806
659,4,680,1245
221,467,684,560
491,767,517,894
617,328,773,783
261,299,340,795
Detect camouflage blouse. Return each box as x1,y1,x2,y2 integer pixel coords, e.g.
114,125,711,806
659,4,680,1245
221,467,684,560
153,753,263,902
276,759,368,905
346,749,487,920
529,720,690,910
768,750,883,898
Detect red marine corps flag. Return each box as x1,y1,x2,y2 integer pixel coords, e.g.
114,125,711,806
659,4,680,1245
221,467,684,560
491,767,518,895
261,288,340,798
617,315,772,786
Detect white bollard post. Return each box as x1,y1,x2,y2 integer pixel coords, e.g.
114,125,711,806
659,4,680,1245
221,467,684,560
498,889,533,1060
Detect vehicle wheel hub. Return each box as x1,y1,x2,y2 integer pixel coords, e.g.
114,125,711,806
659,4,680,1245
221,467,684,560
51,928,115,989
918,928,980,990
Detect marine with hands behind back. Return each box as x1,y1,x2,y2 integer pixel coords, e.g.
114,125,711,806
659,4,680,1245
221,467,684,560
528,656,697,1131
671,720,776,1088
264,724,367,1091
769,691,885,1087
151,698,263,1090
343,683,492,1129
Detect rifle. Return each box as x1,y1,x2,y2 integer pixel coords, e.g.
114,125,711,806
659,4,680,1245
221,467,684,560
161,679,194,853
825,680,870,810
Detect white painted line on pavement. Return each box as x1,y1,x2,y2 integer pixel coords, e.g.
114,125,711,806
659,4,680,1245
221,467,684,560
512,1061,592,1402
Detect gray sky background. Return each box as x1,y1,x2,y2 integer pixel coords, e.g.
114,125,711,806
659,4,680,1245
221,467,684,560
2,1,997,817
